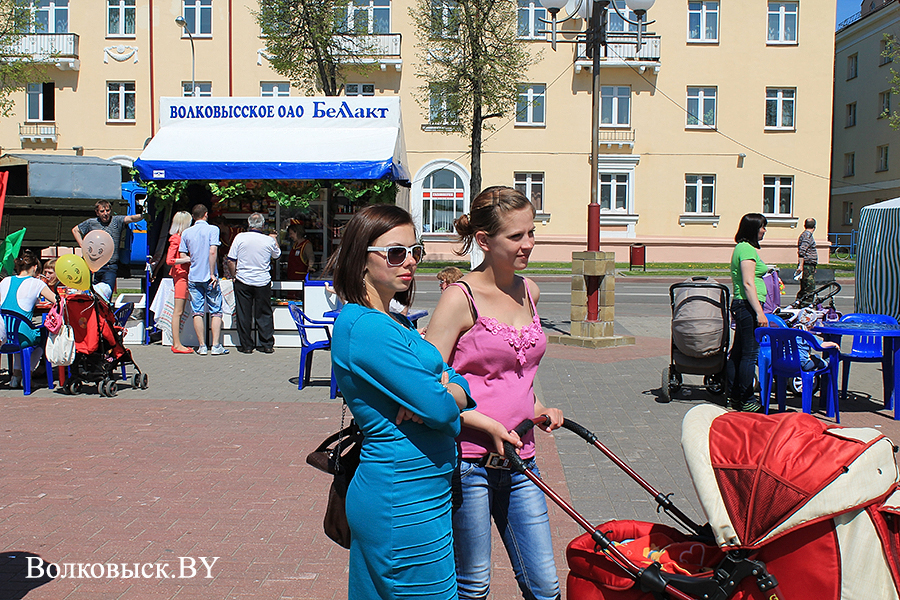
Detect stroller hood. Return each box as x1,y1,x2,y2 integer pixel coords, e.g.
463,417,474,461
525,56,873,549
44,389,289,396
682,404,899,549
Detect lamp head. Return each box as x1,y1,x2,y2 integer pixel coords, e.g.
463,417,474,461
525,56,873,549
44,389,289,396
175,15,187,28
541,0,568,15
624,0,655,15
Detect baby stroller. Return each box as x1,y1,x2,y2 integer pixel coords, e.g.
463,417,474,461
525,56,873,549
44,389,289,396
661,277,730,402
504,405,900,600
62,290,148,396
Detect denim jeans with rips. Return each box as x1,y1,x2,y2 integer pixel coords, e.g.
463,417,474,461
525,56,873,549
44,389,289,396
453,457,560,600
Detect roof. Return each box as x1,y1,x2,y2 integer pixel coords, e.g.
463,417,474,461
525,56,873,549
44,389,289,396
133,96,409,183
0,154,124,168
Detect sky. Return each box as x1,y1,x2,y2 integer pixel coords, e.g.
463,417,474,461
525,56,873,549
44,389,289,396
836,0,861,26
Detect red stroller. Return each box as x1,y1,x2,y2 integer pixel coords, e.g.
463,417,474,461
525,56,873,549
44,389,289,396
62,291,148,396
505,405,900,599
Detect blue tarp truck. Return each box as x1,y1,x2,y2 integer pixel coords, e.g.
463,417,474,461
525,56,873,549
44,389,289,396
0,154,148,276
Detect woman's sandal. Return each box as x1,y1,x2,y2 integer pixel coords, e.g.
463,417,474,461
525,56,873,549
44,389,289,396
171,346,194,354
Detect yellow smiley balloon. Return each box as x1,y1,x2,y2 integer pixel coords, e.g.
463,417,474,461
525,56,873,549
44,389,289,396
55,254,90,291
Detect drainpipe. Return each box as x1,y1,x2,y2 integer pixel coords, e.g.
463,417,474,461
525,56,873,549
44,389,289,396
148,0,156,135
228,0,234,96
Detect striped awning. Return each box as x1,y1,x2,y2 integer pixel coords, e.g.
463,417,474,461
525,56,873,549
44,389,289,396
856,198,900,321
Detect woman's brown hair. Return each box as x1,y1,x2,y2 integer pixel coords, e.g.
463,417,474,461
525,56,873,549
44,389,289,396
327,204,416,308
454,186,535,255
14,249,40,274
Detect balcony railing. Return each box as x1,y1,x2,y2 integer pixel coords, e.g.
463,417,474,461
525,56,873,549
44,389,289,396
598,128,635,147
7,33,80,70
333,33,402,70
20,122,59,143
575,33,661,71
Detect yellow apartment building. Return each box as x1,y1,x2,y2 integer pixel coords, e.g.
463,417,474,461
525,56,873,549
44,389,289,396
832,0,900,239
1,0,836,263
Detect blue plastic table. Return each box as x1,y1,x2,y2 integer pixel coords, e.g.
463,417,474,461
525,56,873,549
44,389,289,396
814,321,900,419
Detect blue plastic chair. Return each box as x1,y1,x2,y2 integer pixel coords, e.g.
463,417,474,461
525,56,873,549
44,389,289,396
1,310,55,396
287,302,338,398
755,327,840,422
756,313,788,414
838,313,899,404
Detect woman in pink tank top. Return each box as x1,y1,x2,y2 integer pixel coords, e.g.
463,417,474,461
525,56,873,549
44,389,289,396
426,186,563,600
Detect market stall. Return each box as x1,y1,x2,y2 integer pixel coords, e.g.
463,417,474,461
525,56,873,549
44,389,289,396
134,96,409,347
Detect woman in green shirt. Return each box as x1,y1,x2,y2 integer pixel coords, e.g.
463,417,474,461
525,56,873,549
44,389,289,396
726,213,770,412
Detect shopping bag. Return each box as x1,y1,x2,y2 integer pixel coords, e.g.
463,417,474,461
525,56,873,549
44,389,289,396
46,325,75,367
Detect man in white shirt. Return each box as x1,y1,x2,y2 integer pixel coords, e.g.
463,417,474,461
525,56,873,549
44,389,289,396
225,213,281,354
179,204,228,356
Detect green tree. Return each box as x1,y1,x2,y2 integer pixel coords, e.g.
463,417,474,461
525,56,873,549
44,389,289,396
410,0,536,194
256,0,381,96
883,34,900,128
0,0,46,118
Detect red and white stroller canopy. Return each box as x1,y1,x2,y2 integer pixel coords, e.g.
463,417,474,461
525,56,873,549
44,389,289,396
683,404,899,550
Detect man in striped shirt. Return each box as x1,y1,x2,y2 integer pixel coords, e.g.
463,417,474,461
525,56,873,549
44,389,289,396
796,218,818,301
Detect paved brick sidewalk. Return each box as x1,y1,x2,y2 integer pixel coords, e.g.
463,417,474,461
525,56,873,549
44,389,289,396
1,309,898,599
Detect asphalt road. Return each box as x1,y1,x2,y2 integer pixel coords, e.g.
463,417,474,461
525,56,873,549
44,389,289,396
409,276,857,334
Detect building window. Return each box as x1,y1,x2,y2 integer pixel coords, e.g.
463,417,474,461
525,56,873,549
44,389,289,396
687,87,716,128
182,0,212,36
107,82,136,122
600,86,630,126
763,175,793,216
846,102,857,128
428,84,458,127
514,172,544,212
767,2,797,44
607,0,641,33
881,38,894,65
688,1,718,42
600,174,629,211
516,84,545,126
339,0,390,34
878,145,890,172
880,91,891,118
765,88,795,129
345,83,375,96
422,168,465,233
684,175,715,214
108,0,136,37
24,0,68,34
847,53,858,79
517,0,546,39
182,82,212,97
261,82,290,97
26,82,54,122
430,0,460,38
844,152,855,177
842,201,853,226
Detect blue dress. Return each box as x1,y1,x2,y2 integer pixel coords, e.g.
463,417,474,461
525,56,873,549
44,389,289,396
332,304,471,600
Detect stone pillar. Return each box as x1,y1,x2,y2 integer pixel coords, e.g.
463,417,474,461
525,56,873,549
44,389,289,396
547,251,635,348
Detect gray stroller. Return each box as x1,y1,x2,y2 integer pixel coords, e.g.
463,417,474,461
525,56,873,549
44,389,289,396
661,276,731,402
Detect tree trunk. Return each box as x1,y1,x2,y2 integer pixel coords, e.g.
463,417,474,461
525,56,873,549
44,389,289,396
470,98,483,197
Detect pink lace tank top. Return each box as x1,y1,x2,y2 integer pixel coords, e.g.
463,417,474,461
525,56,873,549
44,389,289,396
449,280,547,460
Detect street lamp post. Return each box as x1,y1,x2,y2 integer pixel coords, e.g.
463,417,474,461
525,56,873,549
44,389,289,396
175,16,196,97
539,0,655,344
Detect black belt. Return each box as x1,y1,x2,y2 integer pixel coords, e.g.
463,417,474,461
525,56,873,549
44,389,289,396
474,453,512,470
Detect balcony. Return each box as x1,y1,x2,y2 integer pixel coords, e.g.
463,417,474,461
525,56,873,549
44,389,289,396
598,128,635,148
333,33,402,71
8,33,80,70
575,33,660,73
20,122,59,143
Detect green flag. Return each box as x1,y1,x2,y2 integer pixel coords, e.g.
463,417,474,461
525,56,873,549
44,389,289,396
0,228,26,276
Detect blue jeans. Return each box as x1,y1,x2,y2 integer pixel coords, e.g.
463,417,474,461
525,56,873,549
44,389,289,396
453,458,560,600
92,264,118,292
726,299,760,404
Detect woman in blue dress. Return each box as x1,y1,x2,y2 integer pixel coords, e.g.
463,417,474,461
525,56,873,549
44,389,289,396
329,204,473,600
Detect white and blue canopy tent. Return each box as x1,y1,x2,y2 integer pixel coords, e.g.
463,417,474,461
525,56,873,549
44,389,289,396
856,197,900,321
134,96,409,183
